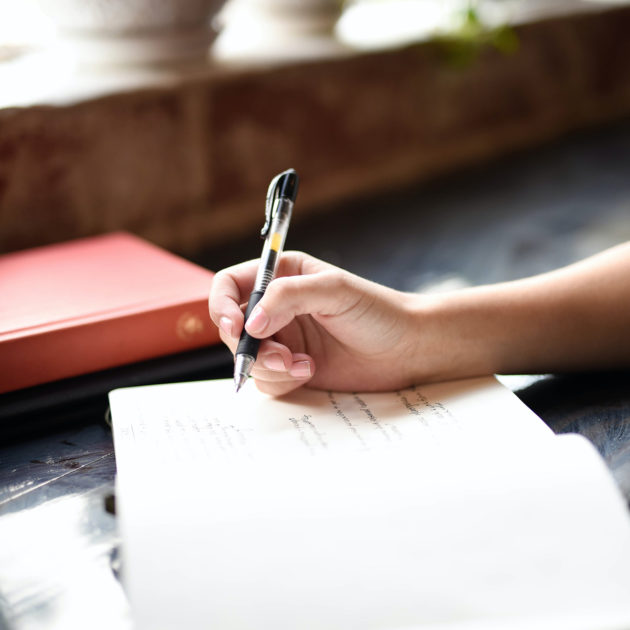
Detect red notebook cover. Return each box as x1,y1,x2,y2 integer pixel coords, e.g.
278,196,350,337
0,232,221,393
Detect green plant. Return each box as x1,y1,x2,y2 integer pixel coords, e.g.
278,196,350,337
432,1,518,68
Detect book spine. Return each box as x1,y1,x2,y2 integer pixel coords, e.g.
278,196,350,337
1,298,221,393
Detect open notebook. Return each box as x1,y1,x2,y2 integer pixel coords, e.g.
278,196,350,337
109,376,630,630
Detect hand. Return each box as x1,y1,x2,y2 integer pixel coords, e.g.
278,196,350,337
212,242,630,396
208,252,425,396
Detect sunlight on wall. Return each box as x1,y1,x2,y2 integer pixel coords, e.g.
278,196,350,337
0,2,69,107
0,2,54,48
336,0,529,49
337,0,461,49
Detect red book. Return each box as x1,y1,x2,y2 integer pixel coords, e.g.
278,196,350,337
1,232,221,393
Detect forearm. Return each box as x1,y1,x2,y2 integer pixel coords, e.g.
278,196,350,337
414,242,630,380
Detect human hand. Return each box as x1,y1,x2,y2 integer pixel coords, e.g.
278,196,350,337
212,242,630,396
208,252,426,396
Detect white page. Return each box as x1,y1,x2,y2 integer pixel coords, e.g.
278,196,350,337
110,377,630,630
110,376,552,475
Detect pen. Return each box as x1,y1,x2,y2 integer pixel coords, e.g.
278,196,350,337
234,168,299,392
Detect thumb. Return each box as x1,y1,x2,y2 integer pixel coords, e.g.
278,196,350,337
244,270,364,338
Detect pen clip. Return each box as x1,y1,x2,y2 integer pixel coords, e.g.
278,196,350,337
260,172,283,239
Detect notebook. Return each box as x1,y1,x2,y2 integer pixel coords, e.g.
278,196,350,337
109,376,630,630
1,232,220,393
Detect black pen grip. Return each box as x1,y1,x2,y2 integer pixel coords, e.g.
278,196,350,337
236,290,265,358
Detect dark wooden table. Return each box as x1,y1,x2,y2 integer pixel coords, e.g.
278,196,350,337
2,120,630,629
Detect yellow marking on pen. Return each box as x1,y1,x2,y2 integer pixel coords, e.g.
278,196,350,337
270,232,283,252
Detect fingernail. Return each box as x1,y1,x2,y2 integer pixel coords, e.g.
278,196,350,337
289,360,312,379
262,353,286,371
246,305,269,335
219,316,233,337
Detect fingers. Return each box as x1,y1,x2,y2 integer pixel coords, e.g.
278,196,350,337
209,252,328,339
244,270,363,338
251,352,315,397
217,326,315,395
208,258,260,337
209,251,331,396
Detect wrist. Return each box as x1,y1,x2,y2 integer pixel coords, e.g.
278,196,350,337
405,287,511,384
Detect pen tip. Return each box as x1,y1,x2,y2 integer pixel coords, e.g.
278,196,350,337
234,373,247,393
234,354,254,393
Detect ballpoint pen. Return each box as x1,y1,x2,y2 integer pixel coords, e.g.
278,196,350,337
234,168,299,392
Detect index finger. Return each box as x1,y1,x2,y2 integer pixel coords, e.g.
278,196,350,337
208,259,260,334
209,251,330,338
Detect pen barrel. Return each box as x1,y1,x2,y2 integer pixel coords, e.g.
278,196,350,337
253,198,293,292
236,290,265,358
253,249,278,293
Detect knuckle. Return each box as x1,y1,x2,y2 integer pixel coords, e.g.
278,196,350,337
267,276,298,303
318,270,355,302
321,269,347,290
212,268,231,287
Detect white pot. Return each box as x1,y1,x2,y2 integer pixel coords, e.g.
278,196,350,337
214,0,347,62
36,0,227,65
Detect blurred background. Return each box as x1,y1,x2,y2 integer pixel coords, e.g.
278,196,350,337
1,0,630,287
